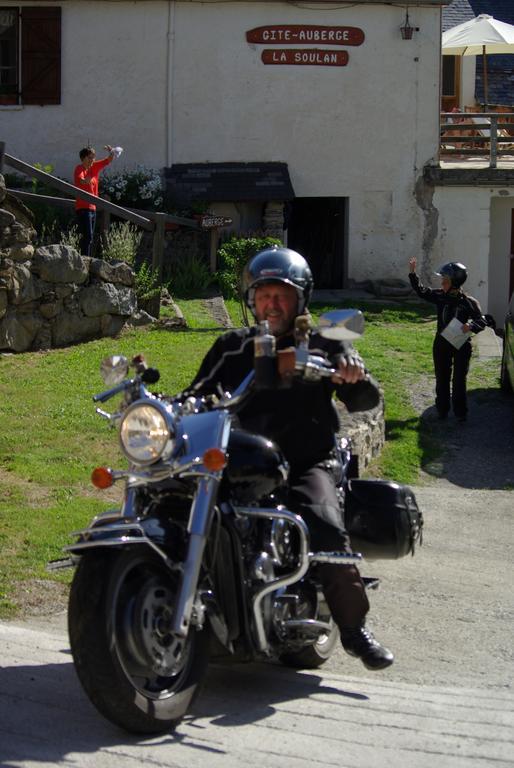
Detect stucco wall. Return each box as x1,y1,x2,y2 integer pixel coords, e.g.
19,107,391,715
170,2,442,282
0,1,169,176
0,1,444,286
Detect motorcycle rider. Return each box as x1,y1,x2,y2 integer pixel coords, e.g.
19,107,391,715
186,246,393,670
409,257,486,421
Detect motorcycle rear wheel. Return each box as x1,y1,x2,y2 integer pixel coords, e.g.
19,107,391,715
279,623,340,669
68,549,209,734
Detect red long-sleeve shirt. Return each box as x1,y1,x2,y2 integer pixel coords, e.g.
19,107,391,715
74,156,112,211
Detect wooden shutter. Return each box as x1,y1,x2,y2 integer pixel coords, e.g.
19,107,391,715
21,7,61,105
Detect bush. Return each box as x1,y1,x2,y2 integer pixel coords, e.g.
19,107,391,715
59,224,81,252
101,222,142,265
169,253,214,298
215,235,282,301
100,166,164,211
135,261,161,303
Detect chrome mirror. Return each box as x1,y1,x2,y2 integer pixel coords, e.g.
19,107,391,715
317,309,364,341
100,355,129,386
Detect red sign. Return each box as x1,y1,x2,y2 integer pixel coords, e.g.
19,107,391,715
247,25,364,46
262,49,349,67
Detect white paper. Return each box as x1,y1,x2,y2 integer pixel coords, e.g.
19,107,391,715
440,317,472,349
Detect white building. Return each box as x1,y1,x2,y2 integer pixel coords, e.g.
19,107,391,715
3,0,513,320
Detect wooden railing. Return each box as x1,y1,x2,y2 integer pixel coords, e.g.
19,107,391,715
440,112,514,169
0,142,201,287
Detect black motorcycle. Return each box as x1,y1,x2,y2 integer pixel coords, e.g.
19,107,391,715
55,309,422,734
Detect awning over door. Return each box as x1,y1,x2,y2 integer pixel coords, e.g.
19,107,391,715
164,162,295,206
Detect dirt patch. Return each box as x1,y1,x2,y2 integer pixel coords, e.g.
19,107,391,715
14,579,69,618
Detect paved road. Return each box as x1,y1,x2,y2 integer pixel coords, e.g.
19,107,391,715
1,617,513,768
1,482,513,767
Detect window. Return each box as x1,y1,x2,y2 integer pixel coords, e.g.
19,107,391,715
0,6,61,105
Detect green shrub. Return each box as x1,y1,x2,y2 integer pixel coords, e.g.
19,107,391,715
135,261,160,302
169,253,214,298
101,222,142,265
215,235,282,325
59,224,81,252
216,235,282,300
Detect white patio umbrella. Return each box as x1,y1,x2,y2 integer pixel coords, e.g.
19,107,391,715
442,14,514,108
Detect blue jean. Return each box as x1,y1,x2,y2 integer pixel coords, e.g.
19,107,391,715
76,209,96,257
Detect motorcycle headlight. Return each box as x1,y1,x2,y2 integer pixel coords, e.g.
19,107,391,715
119,402,174,465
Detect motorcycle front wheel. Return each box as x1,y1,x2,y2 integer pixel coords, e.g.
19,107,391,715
68,549,209,734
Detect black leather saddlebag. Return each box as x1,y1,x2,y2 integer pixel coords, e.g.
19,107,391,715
344,479,423,559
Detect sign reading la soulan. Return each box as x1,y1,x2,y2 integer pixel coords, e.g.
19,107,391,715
262,49,349,66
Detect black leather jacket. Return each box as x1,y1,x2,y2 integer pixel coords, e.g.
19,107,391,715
409,272,486,336
186,326,380,471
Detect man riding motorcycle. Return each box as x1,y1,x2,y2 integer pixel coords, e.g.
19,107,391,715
186,246,393,670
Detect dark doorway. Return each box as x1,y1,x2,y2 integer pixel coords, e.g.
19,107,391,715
286,197,347,288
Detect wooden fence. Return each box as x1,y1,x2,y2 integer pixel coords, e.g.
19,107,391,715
440,112,514,169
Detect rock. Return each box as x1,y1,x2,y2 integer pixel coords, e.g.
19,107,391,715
90,258,135,286
335,399,385,476
54,283,74,299
0,175,5,204
0,209,15,227
9,244,35,262
32,245,89,284
9,222,33,245
0,309,42,352
32,323,52,351
51,312,101,347
127,310,155,326
3,193,35,230
39,300,62,320
79,282,137,317
0,288,7,319
7,264,44,305
100,314,127,337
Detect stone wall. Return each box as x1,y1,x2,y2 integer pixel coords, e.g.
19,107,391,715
0,176,141,353
335,399,385,477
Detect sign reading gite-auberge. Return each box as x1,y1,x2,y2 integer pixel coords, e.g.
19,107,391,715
246,25,365,46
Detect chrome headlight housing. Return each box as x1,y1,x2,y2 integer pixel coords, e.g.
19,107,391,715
119,400,174,465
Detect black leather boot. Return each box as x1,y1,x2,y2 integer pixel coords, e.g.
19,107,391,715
340,626,394,670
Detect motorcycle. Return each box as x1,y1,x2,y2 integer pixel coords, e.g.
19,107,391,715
53,309,423,734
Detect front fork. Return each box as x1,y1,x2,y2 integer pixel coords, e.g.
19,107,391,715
170,476,219,637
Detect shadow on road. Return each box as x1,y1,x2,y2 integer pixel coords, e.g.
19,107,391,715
190,661,367,727
0,658,367,763
417,387,514,489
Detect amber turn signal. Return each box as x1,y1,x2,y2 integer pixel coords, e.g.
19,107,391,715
203,448,227,472
91,466,114,489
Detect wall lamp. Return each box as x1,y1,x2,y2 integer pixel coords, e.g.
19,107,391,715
400,8,416,40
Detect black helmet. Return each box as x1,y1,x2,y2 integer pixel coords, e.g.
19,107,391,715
435,262,468,288
242,246,314,316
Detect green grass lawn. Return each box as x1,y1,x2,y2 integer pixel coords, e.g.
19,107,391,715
0,298,500,617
